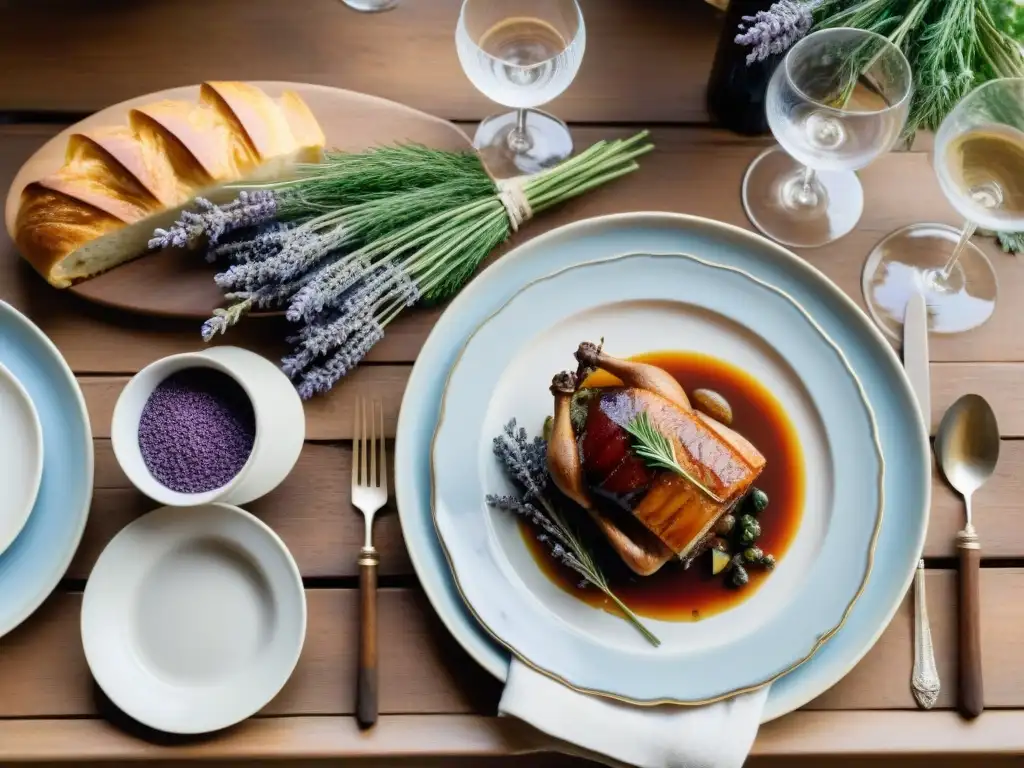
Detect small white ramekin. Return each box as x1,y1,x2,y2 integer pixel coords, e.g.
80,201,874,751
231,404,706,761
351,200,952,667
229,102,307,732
111,346,305,507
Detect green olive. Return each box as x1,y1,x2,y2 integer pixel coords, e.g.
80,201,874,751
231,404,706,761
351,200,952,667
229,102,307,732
714,513,736,536
692,389,733,425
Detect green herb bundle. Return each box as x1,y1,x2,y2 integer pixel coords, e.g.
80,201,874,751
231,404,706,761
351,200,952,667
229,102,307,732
151,133,652,397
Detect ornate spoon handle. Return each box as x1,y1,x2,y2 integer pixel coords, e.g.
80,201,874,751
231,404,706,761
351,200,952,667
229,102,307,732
912,559,941,709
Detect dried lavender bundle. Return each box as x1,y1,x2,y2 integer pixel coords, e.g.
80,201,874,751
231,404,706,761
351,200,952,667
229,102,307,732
735,0,816,64
488,419,660,646
155,133,653,396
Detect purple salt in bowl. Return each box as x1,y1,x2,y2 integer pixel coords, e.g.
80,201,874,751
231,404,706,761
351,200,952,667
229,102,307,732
111,347,305,507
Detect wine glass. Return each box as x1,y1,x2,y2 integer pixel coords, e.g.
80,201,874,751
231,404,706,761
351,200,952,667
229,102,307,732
743,28,913,248
455,0,585,176
340,0,398,11
863,79,1024,339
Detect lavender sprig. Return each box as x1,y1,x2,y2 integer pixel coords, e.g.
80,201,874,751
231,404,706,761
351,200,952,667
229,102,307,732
287,253,373,322
293,319,385,400
201,272,316,342
489,419,660,646
735,0,815,64
214,228,345,292
205,222,297,265
150,190,279,250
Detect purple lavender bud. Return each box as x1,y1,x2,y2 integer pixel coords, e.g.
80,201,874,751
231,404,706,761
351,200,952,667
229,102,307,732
281,310,373,379
148,190,279,251
293,319,384,399
206,222,295,264
735,0,814,65
287,254,371,322
215,227,349,291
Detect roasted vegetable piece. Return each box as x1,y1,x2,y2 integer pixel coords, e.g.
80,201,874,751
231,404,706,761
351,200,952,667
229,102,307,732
711,548,731,575
730,564,749,587
692,388,733,425
715,513,736,536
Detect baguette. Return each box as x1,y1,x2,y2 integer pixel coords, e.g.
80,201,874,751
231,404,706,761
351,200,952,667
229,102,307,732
15,82,325,288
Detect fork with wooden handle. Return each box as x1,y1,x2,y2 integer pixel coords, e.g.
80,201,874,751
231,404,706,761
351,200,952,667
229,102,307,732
352,398,388,728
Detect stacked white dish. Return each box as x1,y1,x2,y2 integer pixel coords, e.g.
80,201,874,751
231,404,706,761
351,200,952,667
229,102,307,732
395,213,932,719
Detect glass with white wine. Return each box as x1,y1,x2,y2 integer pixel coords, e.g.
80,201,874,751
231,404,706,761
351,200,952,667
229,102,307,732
863,78,1024,338
455,0,585,175
742,28,912,248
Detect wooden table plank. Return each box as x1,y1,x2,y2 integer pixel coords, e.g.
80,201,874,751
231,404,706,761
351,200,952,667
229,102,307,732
67,432,1024,587
3,572,1024,719
0,1,721,123
2,126,1022,369
4,711,1024,765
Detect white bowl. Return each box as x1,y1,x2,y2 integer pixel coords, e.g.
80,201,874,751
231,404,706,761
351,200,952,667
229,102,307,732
0,362,43,556
111,346,305,507
81,503,306,734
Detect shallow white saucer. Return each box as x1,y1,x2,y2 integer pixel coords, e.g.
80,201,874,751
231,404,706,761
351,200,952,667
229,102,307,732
0,361,43,557
81,503,306,734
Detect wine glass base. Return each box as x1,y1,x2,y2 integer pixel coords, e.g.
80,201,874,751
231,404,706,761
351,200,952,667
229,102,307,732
742,146,864,248
862,223,998,339
472,110,573,177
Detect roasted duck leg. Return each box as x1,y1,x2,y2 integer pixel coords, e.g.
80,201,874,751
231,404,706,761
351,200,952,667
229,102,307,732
547,342,766,576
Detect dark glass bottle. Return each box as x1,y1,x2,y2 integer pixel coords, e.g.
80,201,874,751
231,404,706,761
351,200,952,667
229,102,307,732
706,0,782,136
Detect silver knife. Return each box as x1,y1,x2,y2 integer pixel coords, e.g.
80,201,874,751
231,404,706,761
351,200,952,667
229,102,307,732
905,289,940,709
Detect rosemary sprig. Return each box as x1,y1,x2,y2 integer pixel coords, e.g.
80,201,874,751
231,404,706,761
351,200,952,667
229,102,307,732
489,419,660,647
625,412,723,503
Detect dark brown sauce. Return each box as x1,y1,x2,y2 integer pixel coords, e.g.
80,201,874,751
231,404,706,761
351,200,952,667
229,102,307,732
521,350,805,621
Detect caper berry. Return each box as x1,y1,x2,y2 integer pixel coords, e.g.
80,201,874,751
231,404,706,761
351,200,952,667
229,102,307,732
730,565,749,587
715,513,736,536
749,488,769,514
743,546,764,564
738,514,761,545
710,536,730,553
762,554,776,570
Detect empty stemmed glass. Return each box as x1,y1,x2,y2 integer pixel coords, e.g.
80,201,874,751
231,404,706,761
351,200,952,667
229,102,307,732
743,28,913,248
863,78,1024,339
455,0,585,175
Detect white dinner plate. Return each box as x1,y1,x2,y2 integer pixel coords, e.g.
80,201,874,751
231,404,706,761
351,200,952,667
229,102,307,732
395,213,930,720
81,503,306,734
432,251,883,704
0,362,43,557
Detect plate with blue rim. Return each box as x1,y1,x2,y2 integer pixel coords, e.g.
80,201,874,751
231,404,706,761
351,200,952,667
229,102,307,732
395,213,929,717
0,300,93,638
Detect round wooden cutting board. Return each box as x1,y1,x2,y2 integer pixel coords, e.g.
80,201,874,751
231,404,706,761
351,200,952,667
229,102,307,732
4,82,474,318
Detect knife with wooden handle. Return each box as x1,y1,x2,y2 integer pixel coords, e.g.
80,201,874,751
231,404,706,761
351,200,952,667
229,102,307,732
905,290,940,709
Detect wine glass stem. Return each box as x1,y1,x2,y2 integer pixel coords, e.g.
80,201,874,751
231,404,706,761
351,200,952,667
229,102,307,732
940,220,978,281
507,108,533,153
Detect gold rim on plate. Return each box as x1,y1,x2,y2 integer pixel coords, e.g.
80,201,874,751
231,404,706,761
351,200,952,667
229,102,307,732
429,250,885,706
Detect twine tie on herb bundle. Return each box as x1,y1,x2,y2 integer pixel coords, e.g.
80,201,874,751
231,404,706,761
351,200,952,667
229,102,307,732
496,175,534,232
153,133,654,397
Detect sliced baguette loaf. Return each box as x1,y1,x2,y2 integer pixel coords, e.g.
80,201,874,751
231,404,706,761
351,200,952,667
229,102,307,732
15,81,325,288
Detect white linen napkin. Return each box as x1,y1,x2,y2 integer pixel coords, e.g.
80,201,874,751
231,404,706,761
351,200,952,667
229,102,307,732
498,659,769,768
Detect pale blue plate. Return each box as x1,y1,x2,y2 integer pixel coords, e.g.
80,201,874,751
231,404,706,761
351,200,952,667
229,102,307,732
0,301,93,638
395,214,929,720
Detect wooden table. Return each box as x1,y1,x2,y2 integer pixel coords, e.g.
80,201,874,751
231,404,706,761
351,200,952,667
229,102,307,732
2,2,1024,766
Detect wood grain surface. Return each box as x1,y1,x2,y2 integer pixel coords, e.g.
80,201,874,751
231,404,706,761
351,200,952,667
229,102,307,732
4,571,1024,720
3,0,1024,764
0,0,720,122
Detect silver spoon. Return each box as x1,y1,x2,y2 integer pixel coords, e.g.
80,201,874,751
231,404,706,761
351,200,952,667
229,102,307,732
935,394,1000,720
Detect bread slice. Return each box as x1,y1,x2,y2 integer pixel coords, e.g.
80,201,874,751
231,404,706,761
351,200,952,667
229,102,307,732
15,82,326,288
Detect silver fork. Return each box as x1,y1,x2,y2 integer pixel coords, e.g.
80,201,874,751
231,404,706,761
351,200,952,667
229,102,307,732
352,397,387,728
